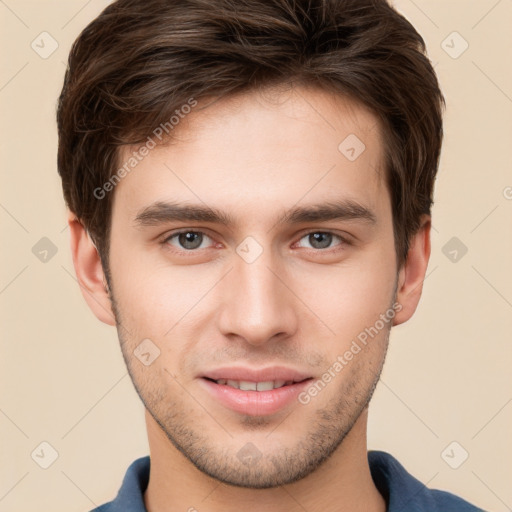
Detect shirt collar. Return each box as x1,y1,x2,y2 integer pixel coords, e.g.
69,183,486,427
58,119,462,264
368,450,437,511
105,456,150,511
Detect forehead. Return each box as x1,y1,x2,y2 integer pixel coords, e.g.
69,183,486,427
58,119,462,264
113,84,388,226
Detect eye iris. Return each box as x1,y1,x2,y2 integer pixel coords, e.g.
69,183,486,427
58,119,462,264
179,232,202,249
310,232,332,249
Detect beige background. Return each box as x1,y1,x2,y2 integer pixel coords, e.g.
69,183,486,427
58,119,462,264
1,1,511,511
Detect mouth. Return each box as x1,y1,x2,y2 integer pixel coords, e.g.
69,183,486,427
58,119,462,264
198,367,314,416
203,377,311,391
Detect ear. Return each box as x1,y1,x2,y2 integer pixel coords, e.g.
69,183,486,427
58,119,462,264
67,211,116,326
392,214,431,326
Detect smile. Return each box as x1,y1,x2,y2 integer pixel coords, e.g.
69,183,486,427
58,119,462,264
199,369,314,416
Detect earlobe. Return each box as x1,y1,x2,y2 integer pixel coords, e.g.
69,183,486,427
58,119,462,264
67,211,116,326
392,214,431,326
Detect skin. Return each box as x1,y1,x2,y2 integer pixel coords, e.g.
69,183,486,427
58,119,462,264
68,84,431,512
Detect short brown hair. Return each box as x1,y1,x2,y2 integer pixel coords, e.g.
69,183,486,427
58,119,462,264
57,0,445,275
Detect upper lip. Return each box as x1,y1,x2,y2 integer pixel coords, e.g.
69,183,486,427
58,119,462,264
200,366,313,383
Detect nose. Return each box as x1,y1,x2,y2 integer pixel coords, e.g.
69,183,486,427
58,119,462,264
216,245,298,347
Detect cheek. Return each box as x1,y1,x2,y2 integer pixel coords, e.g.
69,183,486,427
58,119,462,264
110,252,215,340
292,251,396,337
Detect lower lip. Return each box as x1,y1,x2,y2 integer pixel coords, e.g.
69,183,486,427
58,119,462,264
199,378,313,416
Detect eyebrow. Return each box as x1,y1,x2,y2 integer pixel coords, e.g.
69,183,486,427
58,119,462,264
133,199,377,228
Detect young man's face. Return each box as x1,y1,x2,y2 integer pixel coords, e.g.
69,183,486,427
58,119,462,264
73,85,429,488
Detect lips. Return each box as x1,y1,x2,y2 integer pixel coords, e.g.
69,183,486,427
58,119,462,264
200,365,312,383
198,366,314,416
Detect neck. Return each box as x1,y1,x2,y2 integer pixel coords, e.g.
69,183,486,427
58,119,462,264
143,409,386,512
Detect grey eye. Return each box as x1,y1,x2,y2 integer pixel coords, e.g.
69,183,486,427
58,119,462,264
298,232,340,250
166,231,212,250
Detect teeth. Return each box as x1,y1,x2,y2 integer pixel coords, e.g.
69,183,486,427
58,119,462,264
239,381,257,391
255,381,274,391
216,379,289,391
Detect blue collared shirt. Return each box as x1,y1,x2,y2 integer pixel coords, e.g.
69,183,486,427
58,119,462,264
90,451,485,511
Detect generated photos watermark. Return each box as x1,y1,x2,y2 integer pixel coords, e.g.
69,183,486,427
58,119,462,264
298,301,403,405
93,97,198,200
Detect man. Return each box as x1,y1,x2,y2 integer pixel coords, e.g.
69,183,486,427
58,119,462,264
56,0,485,510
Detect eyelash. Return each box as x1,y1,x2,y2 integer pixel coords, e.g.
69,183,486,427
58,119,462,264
160,229,352,255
